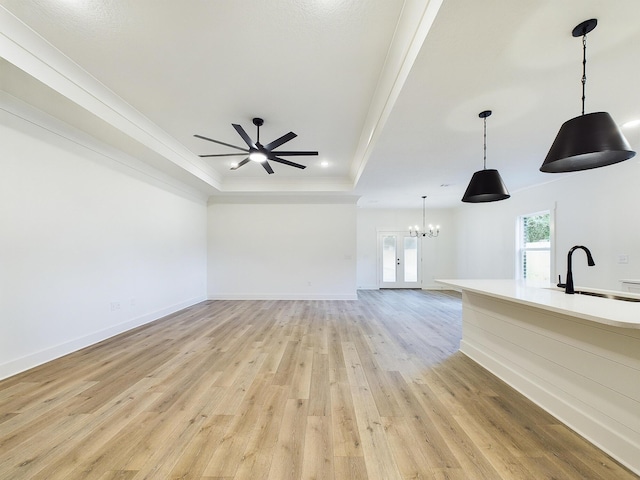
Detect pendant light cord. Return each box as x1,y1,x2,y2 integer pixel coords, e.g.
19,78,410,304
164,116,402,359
581,33,587,115
483,115,487,170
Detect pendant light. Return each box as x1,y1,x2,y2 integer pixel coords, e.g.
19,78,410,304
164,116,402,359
540,19,636,173
461,110,510,203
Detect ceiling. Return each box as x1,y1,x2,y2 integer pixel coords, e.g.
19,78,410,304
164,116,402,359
1,0,640,209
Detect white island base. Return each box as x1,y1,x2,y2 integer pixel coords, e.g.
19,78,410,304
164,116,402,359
437,280,640,476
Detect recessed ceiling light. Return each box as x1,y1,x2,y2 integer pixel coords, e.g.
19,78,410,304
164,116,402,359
622,119,640,129
320,161,329,168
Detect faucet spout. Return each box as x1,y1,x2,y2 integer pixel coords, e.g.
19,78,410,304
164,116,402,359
565,245,595,294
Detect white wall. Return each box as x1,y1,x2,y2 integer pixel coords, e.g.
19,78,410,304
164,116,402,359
208,199,357,299
454,158,640,291
356,207,456,289
0,98,208,380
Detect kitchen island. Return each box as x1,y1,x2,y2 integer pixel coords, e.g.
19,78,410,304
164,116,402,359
437,279,640,475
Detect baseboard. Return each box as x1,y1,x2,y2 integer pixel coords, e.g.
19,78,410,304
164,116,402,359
460,340,640,476
355,285,449,291
0,295,207,381
208,293,358,300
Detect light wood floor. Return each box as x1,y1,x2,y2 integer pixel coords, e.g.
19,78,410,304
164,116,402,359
0,290,637,480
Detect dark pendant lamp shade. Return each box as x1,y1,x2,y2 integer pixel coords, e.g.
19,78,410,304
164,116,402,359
461,110,511,203
462,169,510,203
541,19,636,173
540,112,636,172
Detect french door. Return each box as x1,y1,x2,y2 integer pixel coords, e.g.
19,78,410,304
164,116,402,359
378,232,421,288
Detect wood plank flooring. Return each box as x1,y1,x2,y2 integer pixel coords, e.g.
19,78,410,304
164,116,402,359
0,290,637,479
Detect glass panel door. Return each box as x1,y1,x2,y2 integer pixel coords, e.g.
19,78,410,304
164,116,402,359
404,236,418,282
378,232,421,288
382,235,397,283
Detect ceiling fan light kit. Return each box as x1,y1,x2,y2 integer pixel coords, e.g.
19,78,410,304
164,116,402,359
195,117,318,174
540,18,636,173
462,110,510,203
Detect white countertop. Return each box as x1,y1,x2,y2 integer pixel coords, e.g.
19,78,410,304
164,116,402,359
436,279,640,329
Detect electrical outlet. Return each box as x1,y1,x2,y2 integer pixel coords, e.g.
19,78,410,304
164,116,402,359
110,302,121,311
618,254,629,264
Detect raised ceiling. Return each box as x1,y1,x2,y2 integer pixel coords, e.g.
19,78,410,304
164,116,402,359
2,0,639,208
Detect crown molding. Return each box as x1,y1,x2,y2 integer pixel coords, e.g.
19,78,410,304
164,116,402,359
0,6,222,191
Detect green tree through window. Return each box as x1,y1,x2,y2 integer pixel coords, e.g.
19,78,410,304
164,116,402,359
524,213,550,243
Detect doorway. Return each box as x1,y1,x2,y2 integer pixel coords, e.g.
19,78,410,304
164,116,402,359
378,232,421,288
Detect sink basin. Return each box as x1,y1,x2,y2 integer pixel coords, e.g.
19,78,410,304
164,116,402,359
573,290,640,302
544,286,640,302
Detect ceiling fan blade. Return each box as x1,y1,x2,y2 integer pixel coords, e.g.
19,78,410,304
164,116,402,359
270,151,318,156
262,161,275,174
264,131,297,150
194,134,249,152
269,155,306,169
230,158,250,170
232,124,255,148
199,153,248,157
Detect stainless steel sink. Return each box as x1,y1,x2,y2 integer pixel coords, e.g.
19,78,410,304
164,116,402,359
544,286,640,302
573,290,640,302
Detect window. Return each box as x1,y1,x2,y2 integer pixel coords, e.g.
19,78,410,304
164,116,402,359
517,211,551,283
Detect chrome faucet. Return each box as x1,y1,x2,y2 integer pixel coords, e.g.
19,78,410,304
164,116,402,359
561,245,595,294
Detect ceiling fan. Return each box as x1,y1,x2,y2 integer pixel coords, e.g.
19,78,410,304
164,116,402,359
194,117,318,174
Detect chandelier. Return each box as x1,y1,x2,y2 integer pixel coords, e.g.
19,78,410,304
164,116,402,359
409,196,440,238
